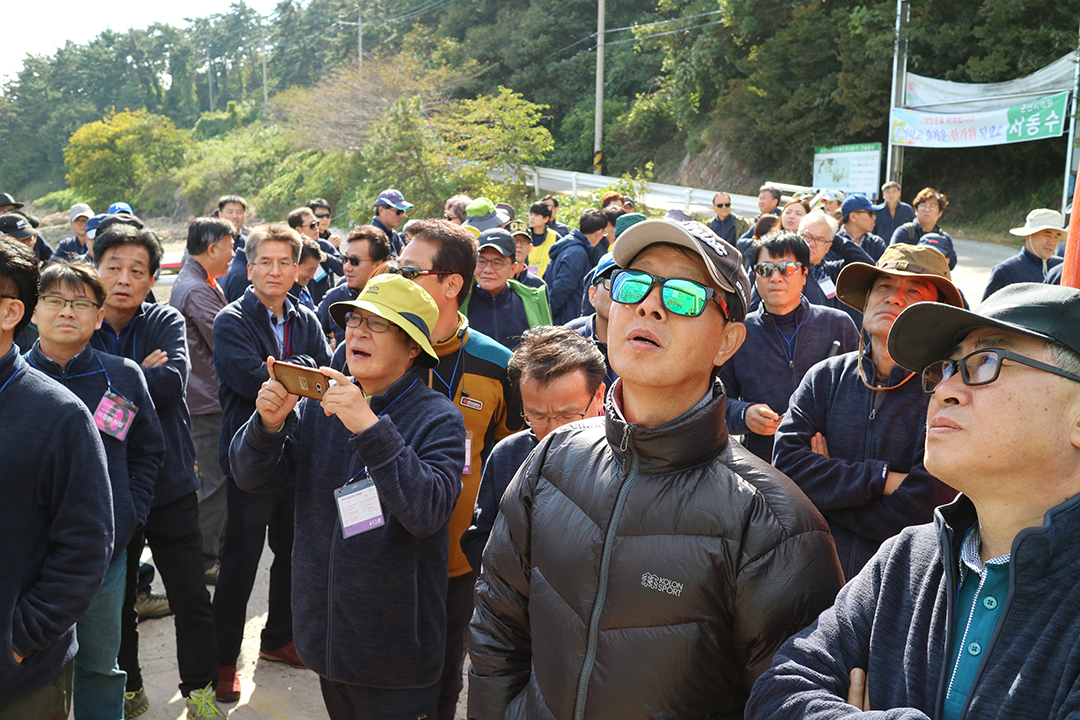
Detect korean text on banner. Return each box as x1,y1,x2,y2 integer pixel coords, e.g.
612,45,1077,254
890,92,1069,149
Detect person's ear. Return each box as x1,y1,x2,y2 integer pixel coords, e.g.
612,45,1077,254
713,320,746,367
95,306,106,331
0,298,25,333
443,273,465,301
409,342,421,361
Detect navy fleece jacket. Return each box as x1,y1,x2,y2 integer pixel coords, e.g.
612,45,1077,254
315,281,358,343
0,345,113,706
984,247,1062,300
546,229,595,325
213,288,331,477
230,371,465,686
720,298,858,462
25,343,164,559
772,347,957,579
92,301,198,507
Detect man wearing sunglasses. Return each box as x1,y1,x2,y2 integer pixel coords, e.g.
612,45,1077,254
773,244,962,581
287,206,344,306
720,231,858,462
749,281,1080,719
470,219,843,719
710,191,738,244
316,225,393,348
372,188,412,255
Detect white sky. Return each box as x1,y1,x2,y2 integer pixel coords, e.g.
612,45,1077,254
2,0,281,84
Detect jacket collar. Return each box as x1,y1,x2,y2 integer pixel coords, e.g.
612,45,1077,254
0,343,23,388
27,341,97,378
430,313,470,357
605,376,730,475
368,370,422,416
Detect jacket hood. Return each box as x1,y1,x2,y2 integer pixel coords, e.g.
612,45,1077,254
547,229,589,263
605,376,730,474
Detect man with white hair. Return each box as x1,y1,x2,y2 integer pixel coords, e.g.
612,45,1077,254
55,204,95,260
798,210,873,326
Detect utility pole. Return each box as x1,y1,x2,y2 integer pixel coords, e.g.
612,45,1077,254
593,0,605,175
260,18,269,105
208,49,215,112
884,0,909,187
335,5,363,80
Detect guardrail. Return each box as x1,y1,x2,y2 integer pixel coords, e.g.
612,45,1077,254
524,166,818,220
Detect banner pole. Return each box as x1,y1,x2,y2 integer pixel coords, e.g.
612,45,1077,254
885,0,908,187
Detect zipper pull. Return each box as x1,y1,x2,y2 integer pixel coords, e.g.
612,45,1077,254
789,360,794,369
869,408,876,421
620,425,633,474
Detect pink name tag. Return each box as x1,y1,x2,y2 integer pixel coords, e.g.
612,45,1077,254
94,390,139,441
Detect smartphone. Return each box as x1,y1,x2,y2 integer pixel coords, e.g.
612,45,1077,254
274,361,329,400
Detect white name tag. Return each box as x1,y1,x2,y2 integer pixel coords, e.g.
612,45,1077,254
819,275,837,299
334,478,384,538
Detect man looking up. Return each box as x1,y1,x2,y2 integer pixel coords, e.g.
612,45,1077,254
470,219,843,719
212,224,331,703
317,225,393,347
0,238,114,718
461,325,607,573
799,210,874,327
836,195,887,262
772,244,961,580
711,191,737,244
984,208,1065,299
566,252,619,389
27,261,165,720
170,217,235,584
372,188,411,255
91,225,223,718
55,203,95,259
748,282,1080,719
462,228,551,351
547,209,608,325
396,219,521,720
721,231,858,462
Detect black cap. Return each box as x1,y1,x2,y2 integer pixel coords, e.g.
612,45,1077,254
0,193,23,209
0,213,34,240
477,228,516,259
888,283,1080,372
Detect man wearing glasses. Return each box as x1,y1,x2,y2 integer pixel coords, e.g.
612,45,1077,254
749,281,1080,719
720,231,858,462
773,244,961,581
287,206,344,306
710,191,738,244
316,225,394,347
799,209,874,327
212,224,331,703
372,188,412,255
470,219,843,719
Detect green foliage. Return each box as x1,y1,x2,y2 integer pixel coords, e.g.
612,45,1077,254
33,189,85,213
550,164,661,227
193,101,259,140
64,110,192,213
257,150,367,222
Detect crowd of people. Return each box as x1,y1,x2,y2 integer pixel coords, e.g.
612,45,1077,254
1,178,1080,720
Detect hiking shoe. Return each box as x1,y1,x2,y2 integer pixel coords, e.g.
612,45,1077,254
124,687,149,718
134,589,172,619
258,640,306,669
185,683,226,718
216,664,241,703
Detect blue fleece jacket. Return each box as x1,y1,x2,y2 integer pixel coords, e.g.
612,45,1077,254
221,232,249,303
465,285,534,351
805,237,873,328
229,371,465,687
890,222,958,269
772,347,957,579
25,343,164,559
461,429,538,573
0,345,113,706
213,287,331,477
711,215,738,244
874,201,915,246
546,229,595,325
984,247,1062,301
747,492,1080,720
91,301,198,508
720,298,858,462
835,227,887,263
315,280,358,344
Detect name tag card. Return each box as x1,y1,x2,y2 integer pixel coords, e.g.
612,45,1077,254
818,275,838,299
94,390,139,441
334,478,385,538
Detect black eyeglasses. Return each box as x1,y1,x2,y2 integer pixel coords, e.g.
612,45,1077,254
921,348,1080,393
395,266,453,280
610,269,728,320
314,212,330,219
476,257,512,270
345,255,372,267
382,207,405,216
39,295,100,312
521,396,595,428
344,313,391,333
753,261,803,278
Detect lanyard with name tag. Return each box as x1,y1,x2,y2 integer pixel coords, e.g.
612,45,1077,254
818,274,837,299
335,471,385,538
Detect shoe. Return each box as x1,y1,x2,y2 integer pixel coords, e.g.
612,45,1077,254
258,640,306,669
124,687,149,718
134,589,172,619
204,562,220,586
216,664,241,703
185,682,226,718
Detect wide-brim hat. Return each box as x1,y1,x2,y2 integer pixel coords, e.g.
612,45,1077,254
1009,208,1066,238
836,243,964,312
611,219,752,322
888,282,1080,373
329,273,440,368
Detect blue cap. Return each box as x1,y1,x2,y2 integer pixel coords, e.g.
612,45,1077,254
375,189,413,211
108,201,133,215
840,194,884,215
593,252,618,281
86,213,109,239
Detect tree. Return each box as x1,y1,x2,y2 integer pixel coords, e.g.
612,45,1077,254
64,110,192,212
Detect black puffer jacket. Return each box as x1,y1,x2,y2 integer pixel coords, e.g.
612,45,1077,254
468,379,844,720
